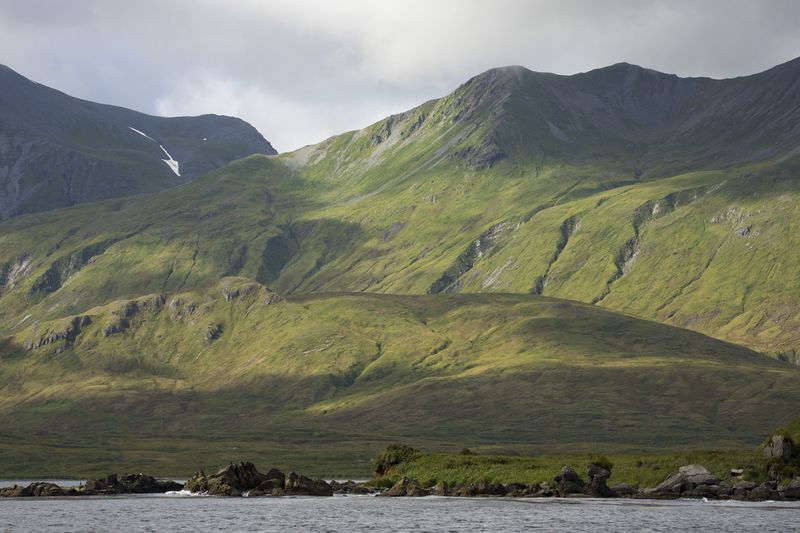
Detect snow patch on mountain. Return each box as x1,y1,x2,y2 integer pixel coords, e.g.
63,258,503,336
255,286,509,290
128,126,155,142
160,145,180,176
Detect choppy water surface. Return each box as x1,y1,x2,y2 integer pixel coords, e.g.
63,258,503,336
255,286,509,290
1,494,798,532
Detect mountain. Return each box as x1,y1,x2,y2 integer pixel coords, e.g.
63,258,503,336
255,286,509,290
0,64,276,219
1,58,799,474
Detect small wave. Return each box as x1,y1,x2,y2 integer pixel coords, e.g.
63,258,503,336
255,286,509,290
164,490,206,497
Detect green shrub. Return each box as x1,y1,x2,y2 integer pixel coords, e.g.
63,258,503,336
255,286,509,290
589,454,614,471
371,444,420,476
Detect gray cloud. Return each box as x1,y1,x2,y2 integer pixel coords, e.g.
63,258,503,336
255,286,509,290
1,0,799,151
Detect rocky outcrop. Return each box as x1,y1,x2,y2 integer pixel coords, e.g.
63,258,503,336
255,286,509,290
285,472,334,496
102,295,165,337
554,467,585,496
644,464,718,497
0,473,182,497
638,461,800,501
82,473,182,495
784,478,800,499
0,482,65,497
586,463,613,497
29,238,123,296
329,480,373,494
454,482,508,497
183,462,331,497
23,315,92,351
611,482,637,496
376,477,426,497
427,222,511,294
763,434,795,462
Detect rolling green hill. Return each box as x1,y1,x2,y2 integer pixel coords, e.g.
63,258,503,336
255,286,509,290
1,58,799,475
2,287,799,476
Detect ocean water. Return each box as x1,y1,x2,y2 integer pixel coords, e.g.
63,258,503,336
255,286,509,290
1,494,798,532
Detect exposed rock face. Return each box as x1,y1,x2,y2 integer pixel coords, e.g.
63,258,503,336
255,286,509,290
586,463,613,497
285,472,334,496
763,435,795,462
645,464,719,497
377,477,426,497
329,480,373,495
0,474,181,497
454,482,508,497
117,474,183,494
23,315,92,351
554,467,585,496
0,482,65,497
784,479,800,499
678,464,718,486
183,462,331,497
82,473,182,495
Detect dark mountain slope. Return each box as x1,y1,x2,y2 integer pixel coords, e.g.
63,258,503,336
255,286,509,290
0,64,276,219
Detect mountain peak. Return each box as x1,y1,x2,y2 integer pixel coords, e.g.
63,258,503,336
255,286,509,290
0,65,277,219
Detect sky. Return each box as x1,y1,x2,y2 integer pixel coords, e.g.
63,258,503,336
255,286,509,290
1,0,799,152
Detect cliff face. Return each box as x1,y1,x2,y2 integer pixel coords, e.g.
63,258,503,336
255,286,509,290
0,64,276,219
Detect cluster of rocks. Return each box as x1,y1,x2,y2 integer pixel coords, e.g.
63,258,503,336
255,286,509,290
644,464,800,501
184,461,334,497
0,473,182,498
378,463,619,498
377,463,800,501
3,455,799,501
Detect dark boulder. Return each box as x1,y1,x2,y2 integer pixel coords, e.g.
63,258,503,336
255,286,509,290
610,483,637,497
454,482,508,497
83,473,125,495
284,472,333,496
783,479,800,500
504,482,540,497
330,480,372,495
746,482,780,501
119,473,182,493
586,463,613,497
717,481,733,497
732,480,757,500
184,461,273,496
554,467,585,496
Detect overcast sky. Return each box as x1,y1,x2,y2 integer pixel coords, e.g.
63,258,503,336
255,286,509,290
1,0,799,152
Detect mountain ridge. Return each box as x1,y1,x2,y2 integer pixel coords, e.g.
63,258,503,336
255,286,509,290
0,57,799,473
0,64,276,219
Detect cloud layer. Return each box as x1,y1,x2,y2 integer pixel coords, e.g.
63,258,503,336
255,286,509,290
1,0,799,151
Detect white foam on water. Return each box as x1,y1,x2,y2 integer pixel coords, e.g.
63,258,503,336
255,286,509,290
164,489,204,497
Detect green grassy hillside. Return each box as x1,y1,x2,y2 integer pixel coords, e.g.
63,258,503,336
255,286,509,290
1,287,799,477
1,60,800,476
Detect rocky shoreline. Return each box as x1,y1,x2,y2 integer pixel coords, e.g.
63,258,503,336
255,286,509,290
2,460,799,502
377,463,800,501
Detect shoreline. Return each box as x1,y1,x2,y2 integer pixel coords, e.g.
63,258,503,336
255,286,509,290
2,463,798,502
